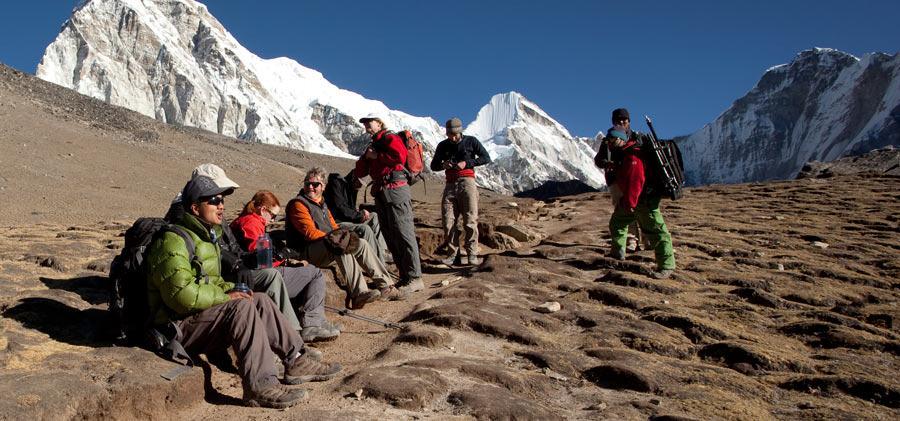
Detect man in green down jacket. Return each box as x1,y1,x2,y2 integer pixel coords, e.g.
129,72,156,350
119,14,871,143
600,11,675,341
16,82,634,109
146,176,341,409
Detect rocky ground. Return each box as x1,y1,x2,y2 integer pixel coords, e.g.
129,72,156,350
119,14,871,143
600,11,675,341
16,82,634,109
1,64,900,420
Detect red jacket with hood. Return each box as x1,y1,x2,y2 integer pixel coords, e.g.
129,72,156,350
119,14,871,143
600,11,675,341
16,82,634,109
355,130,407,194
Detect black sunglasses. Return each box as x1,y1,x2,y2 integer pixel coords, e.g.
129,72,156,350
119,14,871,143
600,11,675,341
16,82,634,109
304,181,322,188
204,196,225,206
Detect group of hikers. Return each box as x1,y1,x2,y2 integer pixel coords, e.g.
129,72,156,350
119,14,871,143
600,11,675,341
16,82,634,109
139,108,676,408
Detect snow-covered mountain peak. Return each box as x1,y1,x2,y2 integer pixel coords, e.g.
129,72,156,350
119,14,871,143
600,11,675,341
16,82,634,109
679,47,900,186
464,92,604,193
35,0,612,194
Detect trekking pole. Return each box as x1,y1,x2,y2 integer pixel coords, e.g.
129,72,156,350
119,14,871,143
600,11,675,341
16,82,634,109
324,305,402,329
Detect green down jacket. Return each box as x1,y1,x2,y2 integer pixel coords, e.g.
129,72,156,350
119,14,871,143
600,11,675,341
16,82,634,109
146,213,234,326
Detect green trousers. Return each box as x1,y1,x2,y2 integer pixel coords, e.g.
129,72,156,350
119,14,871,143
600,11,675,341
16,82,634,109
609,196,675,270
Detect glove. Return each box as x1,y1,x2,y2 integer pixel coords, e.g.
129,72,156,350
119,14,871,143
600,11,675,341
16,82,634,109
234,264,255,289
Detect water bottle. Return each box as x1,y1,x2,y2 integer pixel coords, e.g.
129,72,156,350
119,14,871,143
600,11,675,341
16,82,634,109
256,233,273,269
231,283,251,294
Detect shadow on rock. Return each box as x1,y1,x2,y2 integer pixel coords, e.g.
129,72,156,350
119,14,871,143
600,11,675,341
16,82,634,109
3,297,110,346
39,275,109,305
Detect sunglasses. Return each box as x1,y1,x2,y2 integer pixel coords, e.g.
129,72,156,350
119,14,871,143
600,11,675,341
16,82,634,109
304,181,322,188
204,196,225,206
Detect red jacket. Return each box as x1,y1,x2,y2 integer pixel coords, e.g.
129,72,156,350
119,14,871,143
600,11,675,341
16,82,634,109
355,130,407,194
615,141,645,209
229,212,285,267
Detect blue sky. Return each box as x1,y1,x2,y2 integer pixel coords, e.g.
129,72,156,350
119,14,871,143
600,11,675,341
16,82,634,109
1,0,898,138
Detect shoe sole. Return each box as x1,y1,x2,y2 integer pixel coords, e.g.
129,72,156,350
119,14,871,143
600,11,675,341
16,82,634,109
243,389,307,408
283,372,339,385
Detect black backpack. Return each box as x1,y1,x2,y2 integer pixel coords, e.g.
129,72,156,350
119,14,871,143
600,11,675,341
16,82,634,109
642,137,686,200
108,217,206,377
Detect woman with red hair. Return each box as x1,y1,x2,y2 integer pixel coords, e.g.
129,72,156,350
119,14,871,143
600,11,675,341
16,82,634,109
231,190,343,342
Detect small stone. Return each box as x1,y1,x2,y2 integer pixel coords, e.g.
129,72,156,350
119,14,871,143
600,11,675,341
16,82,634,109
543,368,567,381
533,301,561,313
353,389,364,400
586,402,608,411
649,398,662,406
776,263,784,271
661,300,669,305
507,202,519,208
811,241,829,249
774,215,784,220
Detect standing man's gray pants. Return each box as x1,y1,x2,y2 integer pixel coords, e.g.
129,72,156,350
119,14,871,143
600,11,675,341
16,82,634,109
375,184,421,282
441,177,479,256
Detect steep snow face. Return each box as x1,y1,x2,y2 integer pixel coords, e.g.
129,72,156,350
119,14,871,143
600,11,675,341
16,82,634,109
679,48,900,185
36,0,609,194
466,92,605,193
36,0,443,157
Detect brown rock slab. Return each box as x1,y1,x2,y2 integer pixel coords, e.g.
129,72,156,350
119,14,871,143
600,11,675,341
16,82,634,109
340,366,448,410
447,384,562,421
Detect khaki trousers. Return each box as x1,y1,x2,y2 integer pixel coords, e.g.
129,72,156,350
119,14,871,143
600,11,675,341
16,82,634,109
441,177,479,256
304,238,393,296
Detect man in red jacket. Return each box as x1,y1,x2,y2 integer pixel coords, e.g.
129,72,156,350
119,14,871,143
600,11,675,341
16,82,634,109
604,108,675,279
355,114,423,294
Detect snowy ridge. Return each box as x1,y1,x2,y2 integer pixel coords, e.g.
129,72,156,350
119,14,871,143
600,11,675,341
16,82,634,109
679,48,900,185
36,0,443,157
36,0,607,194
466,92,605,193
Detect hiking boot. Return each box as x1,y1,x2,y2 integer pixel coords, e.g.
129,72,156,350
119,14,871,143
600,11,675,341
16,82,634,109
243,383,307,408
301,326,339,342
466,254,480,266
379,285,410,301
606,248,625,260
397,277,425,294
283,352,343,385
441,253,462,266
348,289,381,310
652,269,674,279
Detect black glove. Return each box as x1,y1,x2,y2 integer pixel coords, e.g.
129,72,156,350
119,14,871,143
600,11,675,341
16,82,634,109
234,264,255,290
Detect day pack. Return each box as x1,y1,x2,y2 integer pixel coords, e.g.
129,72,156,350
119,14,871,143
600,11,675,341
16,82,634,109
108,217,203,374
395,130,426,185
642,137,686,200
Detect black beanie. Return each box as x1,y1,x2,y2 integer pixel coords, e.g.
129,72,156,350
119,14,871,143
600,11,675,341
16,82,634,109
612,108,630,122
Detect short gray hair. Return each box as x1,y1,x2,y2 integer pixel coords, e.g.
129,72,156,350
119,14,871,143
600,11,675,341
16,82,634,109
304,167,328,183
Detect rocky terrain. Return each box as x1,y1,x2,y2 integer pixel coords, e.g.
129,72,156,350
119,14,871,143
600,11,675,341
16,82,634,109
2,63,900,420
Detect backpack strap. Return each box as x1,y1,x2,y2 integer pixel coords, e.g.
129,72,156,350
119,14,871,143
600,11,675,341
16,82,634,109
166,225,210,284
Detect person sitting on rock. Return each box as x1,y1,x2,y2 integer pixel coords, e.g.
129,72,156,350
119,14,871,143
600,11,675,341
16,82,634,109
286,167,407,309
164,163,333,343
230,190,344,343
146,176,342,409
324,170,393,264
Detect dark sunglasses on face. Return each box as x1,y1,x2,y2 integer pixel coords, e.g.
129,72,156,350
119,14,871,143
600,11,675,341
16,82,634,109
204,196,225,206
304,181,322,188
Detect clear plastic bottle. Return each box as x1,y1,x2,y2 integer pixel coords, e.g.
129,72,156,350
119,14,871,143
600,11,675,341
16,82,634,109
256,233,273,269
